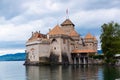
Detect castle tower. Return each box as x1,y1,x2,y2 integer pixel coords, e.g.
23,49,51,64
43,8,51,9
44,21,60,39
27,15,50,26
26,31,50,64
84,33,98,53
61,19,75,35
48,25,70,64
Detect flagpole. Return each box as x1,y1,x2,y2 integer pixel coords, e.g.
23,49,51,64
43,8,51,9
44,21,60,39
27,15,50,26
66,9,69,19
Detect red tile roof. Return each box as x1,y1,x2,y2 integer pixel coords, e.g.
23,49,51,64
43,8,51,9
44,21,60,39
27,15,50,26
61,19,75,26
85,33,93,39
93,36,97,40
69,30,79,37
72,49,96,53
48,25,67,35
27,32,46,42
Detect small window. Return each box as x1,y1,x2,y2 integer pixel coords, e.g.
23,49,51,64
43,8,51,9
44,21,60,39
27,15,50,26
63,39,66,44
54,47,56,50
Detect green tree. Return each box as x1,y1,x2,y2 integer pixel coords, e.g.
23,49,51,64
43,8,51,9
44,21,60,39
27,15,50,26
100,22,120,64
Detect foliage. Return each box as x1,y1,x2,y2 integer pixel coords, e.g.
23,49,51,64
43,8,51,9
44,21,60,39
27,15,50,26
103,66,120,80
100,21,120,64
92,55,104,59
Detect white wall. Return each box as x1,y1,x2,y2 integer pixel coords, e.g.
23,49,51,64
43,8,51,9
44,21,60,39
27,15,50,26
26,43,40,62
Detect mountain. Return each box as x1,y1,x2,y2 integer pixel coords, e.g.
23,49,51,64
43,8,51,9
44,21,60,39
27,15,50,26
0,53,26,61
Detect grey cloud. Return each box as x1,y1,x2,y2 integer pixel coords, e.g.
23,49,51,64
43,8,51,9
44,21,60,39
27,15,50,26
1,0,120,21
0,0,27,20
67,0,120,11
0,41,25,49
85,0,120,10
0,0,120,50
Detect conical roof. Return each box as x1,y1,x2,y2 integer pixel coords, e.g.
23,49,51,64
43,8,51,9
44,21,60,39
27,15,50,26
93,36,97,40
48,25,66,35
69,30,79,37
85,33,93,39
61,19,75,26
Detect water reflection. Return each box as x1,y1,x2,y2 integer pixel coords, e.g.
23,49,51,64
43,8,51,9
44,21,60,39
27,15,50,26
26,65,105,80
26,65,62,80
103,66,120,80
0,61,120,80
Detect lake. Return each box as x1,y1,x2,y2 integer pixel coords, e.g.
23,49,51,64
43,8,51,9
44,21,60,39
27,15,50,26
0,61,120,80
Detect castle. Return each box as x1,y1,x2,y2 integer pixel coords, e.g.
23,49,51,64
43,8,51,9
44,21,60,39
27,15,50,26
25,18,98,65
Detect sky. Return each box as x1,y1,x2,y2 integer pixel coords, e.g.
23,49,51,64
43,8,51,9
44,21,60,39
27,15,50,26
0,0,120,54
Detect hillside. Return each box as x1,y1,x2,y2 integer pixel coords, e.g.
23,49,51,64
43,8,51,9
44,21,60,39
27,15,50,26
0,53,26,61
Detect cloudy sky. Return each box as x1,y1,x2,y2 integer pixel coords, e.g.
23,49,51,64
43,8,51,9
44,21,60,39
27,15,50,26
0,0,120,54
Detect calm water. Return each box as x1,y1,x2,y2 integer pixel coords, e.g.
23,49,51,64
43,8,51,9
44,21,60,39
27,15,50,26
0,61,120,80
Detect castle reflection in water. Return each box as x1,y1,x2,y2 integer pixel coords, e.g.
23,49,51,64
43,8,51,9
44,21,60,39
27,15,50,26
25,65,104,80
25,65,120,80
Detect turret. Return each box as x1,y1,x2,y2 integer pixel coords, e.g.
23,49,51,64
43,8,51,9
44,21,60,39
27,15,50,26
61,19,75,35
84,33,98,52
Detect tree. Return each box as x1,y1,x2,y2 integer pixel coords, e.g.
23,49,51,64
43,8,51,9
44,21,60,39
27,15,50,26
100,22,120,64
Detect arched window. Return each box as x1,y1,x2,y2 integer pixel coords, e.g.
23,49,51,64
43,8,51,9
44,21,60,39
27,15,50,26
51,39,57,43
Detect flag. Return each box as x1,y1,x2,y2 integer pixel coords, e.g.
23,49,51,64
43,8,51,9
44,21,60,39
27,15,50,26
66,9,68,15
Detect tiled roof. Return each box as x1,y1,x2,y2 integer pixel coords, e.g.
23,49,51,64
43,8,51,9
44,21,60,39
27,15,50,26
48,25,67,35
27,32,46,42
69,30,79,37
93,36,97,40
85,33,93,39
61,19,75,26
72,49,96,53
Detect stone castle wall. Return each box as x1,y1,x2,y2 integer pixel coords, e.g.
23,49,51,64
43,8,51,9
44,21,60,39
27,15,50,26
25,19,98,65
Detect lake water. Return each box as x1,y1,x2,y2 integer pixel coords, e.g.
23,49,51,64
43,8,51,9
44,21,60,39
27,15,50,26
0,61,120,80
